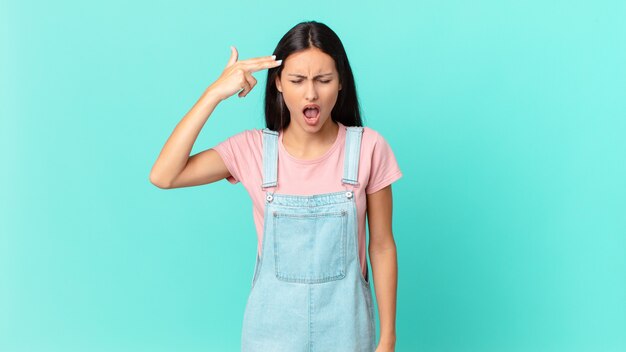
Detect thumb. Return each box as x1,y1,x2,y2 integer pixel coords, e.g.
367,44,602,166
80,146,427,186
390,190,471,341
226,46,238,68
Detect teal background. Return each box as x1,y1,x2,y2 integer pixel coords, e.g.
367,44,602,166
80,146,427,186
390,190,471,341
1,0,625,351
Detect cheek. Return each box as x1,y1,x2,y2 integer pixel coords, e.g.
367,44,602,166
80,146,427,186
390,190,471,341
281,90,296,105
321,86,340,101
281,91,300,113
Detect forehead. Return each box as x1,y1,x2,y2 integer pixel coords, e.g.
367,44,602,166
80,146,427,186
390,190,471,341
283,47,337,74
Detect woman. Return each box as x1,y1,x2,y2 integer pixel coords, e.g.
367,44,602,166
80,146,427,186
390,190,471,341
150,21,400,352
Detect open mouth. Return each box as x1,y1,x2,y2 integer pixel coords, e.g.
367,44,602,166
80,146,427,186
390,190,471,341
302,105,320,121
303,107,320,118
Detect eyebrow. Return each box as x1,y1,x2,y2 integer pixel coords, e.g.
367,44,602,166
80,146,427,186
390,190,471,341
287,73,334,78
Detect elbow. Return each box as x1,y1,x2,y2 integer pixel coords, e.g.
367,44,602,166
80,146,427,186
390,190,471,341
368,234,397,255
149,172,171,189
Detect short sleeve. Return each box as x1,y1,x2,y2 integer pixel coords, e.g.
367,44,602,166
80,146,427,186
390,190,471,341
212,134,242,184
365,132,403,194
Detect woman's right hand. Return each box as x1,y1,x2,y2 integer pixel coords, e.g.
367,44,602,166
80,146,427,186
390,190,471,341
206,46,282,101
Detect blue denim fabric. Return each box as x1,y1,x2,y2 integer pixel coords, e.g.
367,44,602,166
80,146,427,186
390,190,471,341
241,126,376,352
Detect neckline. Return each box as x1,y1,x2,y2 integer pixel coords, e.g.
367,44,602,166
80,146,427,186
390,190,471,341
279,121,345,164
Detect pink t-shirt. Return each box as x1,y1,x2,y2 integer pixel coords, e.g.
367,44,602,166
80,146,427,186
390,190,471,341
212,121,402,277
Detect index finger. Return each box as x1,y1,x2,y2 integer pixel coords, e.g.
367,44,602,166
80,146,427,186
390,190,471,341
244,59,283,73
240,55,278,64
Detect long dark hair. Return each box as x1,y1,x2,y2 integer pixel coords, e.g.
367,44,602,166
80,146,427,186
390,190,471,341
264,21,362,131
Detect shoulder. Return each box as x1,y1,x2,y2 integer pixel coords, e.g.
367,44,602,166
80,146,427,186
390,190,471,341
361,126,380,140
359,126,387,150
213,128,266,160
357,125,400,162
230,127,264,140
358,125,403,193
220,128,264,146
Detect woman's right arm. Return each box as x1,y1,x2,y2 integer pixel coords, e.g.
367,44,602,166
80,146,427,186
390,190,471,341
149,46,282,189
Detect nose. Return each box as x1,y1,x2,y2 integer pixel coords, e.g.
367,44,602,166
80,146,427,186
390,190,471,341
304,80,318,101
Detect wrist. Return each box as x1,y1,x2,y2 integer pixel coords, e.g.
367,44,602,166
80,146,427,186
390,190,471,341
379,334,396,346
202,86,225,104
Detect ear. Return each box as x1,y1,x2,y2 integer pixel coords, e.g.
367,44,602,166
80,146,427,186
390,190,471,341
275,75,283,93
339,82,342,91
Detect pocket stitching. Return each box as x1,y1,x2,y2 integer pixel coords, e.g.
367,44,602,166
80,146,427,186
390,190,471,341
273,210,347,284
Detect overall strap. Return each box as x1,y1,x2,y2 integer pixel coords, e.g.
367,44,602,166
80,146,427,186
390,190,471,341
261,128,279,189
342,126,364,187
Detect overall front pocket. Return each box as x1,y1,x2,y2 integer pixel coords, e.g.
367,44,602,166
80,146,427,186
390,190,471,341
273,210,347,284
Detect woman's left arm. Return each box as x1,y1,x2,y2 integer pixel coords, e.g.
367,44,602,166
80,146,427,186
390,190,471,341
366,184,397,351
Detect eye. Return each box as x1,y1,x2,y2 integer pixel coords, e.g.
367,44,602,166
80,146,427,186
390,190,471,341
319,80,331,83
290,80,303,84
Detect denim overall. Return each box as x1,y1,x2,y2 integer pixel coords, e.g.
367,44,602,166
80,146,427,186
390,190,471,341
241,126,376,352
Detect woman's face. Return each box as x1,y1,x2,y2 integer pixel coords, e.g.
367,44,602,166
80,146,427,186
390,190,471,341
275,47,342,133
